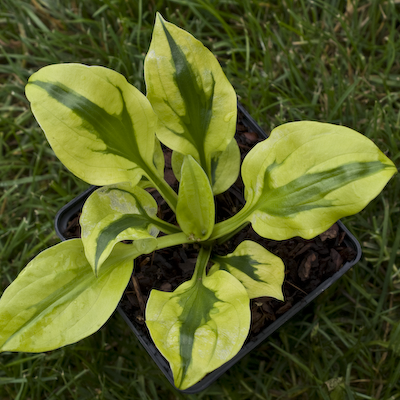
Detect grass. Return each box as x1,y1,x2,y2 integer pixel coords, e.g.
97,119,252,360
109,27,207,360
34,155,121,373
0,0,399,398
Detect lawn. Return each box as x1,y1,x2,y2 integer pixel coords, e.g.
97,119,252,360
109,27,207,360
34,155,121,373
0,0,399,399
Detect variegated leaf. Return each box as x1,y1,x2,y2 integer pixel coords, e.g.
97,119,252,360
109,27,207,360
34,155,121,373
139,136,166,190
146,260,250,389
144,13,237,179
152,136,165,177
0,240,133,353
25,63,160,187
80,182,180,275
210,240,284,300
172,138,240,195
171,150,184,181
236,121,397,240
176,156,215,240
210,138,241,195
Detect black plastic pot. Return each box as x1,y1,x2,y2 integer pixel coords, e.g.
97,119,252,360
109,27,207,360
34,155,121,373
55,104,362,394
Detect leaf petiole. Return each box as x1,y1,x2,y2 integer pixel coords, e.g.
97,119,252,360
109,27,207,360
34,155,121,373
144,167,179,212
208,204,253,241
154,231,191,250
192,245,212,281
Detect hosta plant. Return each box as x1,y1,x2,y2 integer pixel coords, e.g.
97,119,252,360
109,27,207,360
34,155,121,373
0,14,397,390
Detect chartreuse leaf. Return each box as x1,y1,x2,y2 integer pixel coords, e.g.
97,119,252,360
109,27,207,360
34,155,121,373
146,247,250,389
210,241,284,300
25,64,178,210
145,13,237,179
80,182,181,275
25,63,158,186
137,136,165,189
213,121,397,241
0,239,134,353
152,136,165,177
176,156,215,241
210,138,241,195
171,150,184,181
172,138,240,195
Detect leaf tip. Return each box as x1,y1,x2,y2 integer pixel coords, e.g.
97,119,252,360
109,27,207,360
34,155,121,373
155,12,166,26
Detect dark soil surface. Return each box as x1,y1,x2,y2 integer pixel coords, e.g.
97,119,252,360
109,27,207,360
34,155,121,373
63,108,358,343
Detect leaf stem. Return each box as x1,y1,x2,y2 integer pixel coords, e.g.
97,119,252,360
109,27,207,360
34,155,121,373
208,204,253,241
145,168,178,212
193,245,212,281
152,217,182,235
155,231,190,250
154,235,212,281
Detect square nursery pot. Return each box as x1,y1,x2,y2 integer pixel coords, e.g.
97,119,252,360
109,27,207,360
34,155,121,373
54,103,362,394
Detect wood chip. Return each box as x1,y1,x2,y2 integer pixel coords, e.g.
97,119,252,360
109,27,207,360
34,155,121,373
330,248,343,272
299,252,318,281
319,223,339,241
159,282,173,292
131,275,146,314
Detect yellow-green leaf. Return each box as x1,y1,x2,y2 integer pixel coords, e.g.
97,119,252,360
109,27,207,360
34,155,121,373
80,182,180,275
145,13,237,178
172,138,240,195
239,121,397,240
171,150,184,181
176,156,215,240
139,136,166,190
210,138,241,195
25,63,159,186
146,266,250,389
0,240,133,353
210,240,284,300
152,136,165,177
